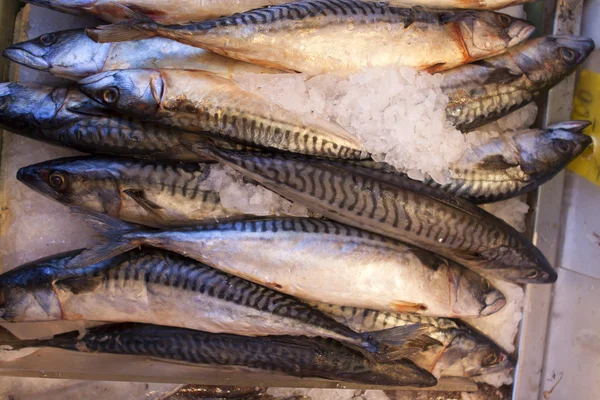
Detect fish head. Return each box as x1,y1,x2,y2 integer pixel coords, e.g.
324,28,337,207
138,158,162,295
455,11,534,60
513,121,593,177
22,0,99,16
512,35,595,88
3,29,111,79
0,83,68,134
0,251,78,321
448,263,506,317
436,328,513,377
78,69,163,118
480,243,557,284
17,156,122,215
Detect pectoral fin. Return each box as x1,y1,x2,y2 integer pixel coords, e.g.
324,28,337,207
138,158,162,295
123,189,166,220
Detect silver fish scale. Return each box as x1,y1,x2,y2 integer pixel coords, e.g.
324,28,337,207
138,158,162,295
182,217,398,245
73,250,357,337
169,103,366,159
96,158,220,203
314,303,459,331
445,80,534,131
425,168,527,203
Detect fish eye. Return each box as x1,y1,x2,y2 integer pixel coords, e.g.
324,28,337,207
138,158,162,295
553,139,573,154
483,351,499,367
525,270,539,279
558,47,579,64
102,87,120,104
496,14,511,27
48,172,66,190
39,33,57,46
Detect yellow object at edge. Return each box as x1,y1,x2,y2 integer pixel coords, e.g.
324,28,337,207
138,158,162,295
569,69,600,186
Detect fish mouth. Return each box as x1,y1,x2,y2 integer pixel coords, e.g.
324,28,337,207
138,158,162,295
481,291,506,316
2,48,50,71
16,166,61,202
508,23,536,47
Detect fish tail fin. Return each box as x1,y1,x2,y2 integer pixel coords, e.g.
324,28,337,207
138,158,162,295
178,132,220,161
66,207,146,268
361,325,443,362
0,327,43,350
86,5,158,43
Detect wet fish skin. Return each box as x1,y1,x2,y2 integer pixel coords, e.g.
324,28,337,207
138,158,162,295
23,0,535,25
86,1,534,74
179,147,556,284
0,248,398,354
442,35,595,131
1,323,438,387
312,303,513,378
70,212,506,318
17,156,255,228
78,69,367,159
429,121,593,203
3,29,280,80
0,83,215,162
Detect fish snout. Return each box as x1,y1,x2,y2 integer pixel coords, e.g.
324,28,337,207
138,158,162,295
549,120,591,133
16,165,48,192
482,289,506,316
3,45,50,71
556,35,596,61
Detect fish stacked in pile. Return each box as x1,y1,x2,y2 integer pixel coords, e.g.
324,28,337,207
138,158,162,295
0,0,595,389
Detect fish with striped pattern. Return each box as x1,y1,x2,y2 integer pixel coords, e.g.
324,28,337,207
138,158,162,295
66,212,506,318
3,29,280,80
164,147,557,284
442,35,595,131
347,121,592,204
0,83,218,162
85,0,535,74
0,248,422,358
0,323,438,386
23,0,537,25
311,302,513,378
78,69,367,159
427,121,593,203
17,156,294,228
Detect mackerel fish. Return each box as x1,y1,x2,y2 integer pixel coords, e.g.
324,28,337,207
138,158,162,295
0,323,437,386
86,0,535,74
0,248,417,356
167,147,557,284
17,156,293,228
430,121,593,203
3,29,279,80
312,302,513,378
0,83,219,162
78,69,367,159
24,0,536,25
442,35,595,131
350,121,592,204
68,212,506,318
